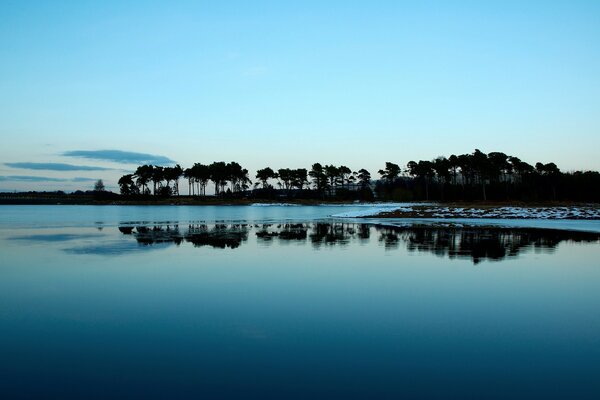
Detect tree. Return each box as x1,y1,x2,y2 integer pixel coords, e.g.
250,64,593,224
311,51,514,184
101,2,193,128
457,154,474,188
209,162,228,195
338,165,352,189
192,163,210,196
277,168,294,192
432,157,451,200
118,174,138,195
309,163,327,194
471,149,492,200
226,162,251,193
488,152,510,183
165,164,183,195
356,169,371,188
255,167,277,189
407,160,435,200
509,156,534,185
292,168,308,190
536,162,561,200
448,154,460,185
150,165,164,195
488,152,512,198
94,179,105,192
378,162,401,183
324,165,340,196
134,165,153,195
183,167,195,195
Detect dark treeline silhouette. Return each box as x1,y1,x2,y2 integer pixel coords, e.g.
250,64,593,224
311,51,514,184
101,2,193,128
118,161,374,201
117,149,600,202
381,149,600,202
117,222,600,263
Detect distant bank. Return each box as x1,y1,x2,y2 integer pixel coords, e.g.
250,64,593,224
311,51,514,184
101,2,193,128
0,192,597,211
0,192,350,206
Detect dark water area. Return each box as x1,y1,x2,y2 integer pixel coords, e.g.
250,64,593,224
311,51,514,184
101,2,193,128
1,209,600,398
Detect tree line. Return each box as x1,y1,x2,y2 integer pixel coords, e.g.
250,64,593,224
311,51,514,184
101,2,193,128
117,149,600,202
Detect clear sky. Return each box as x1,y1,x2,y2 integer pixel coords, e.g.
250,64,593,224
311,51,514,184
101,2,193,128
1,0,599,192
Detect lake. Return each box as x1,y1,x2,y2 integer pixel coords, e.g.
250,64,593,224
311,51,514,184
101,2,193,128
1,205,600,399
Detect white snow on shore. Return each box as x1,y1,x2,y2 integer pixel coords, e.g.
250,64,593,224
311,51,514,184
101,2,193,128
332,204,600,220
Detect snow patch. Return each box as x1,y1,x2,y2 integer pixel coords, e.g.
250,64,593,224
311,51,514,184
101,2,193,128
331,206,413,218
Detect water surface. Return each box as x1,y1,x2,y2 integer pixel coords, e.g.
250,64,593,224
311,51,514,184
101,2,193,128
1,206,599,399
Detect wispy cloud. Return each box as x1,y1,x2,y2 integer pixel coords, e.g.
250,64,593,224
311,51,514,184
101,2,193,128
63,150,175,165
71,177,98,182
0,176,98,183
5,162,113,171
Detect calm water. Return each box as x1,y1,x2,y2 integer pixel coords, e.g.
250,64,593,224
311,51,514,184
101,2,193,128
1,205,600,399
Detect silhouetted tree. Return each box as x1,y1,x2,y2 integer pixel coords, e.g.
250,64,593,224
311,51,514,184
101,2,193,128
227,162,251,192
448,154,460,185
432,157,451,200
183,167,195,195
164,164,183,195
277,168,294,192
324,165,340,196
192,163,210,196
255,167,277,189
509,156,534,185
292,168,309,189
472,149,491,200
118,174,138,195
209,162,228,195
94,179,105,192
378,162,401,183
356,169,371,188
309,163,327,195
134,165,153,195
407,160,435,200
338,165,352,189
536,162,560,200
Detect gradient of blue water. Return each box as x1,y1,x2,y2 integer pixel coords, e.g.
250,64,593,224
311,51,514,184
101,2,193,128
1,207,600,399
1,204,338,227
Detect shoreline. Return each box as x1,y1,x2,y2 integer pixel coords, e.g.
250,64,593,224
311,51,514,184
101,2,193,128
0,194,598,207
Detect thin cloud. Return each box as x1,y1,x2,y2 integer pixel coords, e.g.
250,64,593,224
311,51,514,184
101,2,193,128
63,150,175,165
0,176,98,183
71,177,98,182
5,162,113,171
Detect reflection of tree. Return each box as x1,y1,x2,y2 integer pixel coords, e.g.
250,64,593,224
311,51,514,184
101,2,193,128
118,223,600,262
118,226,134,234
127,223,247,249
135,224,183,246
357,224,370,240
256,224,308,243
186,223,249,249
397,227,598,264
310,223,354,247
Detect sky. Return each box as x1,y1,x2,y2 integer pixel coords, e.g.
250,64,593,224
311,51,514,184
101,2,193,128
1,0,599,192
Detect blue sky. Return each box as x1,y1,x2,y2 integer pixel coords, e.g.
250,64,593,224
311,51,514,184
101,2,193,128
1,1,599,191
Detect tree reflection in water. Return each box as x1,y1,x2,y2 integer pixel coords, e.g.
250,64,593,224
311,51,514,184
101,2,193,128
118,222,599,263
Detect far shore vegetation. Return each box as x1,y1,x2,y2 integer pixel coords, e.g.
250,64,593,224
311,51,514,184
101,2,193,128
1,149,599,204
